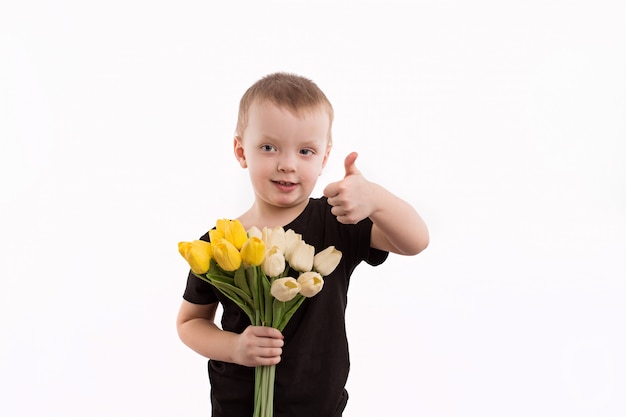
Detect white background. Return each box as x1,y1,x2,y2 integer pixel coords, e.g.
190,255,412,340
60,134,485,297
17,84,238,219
1,1,625,416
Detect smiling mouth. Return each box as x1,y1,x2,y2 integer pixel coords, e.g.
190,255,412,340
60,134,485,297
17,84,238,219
273,180,297,187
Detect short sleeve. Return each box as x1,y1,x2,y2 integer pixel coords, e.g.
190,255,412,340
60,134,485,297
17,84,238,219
354,217,389,267
365,244,388,266
311,199,388,272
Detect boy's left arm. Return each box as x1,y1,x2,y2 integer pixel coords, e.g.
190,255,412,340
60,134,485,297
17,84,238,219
323,152,429,256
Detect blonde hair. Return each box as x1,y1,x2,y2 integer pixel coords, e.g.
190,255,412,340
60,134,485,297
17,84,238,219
236,72,334,142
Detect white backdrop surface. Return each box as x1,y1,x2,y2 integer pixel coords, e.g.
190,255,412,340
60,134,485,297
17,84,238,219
1,1,625,416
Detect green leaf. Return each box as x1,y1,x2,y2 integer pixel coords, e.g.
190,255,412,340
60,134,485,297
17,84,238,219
210,279,254,306
272,300,284,328
206,273,235,286
192,272,255,323
234,267,252,298
246,267,262,325
261,275,273,326
246,267,259,308
275,294,306,331
209,258,235,278
209,280,255,322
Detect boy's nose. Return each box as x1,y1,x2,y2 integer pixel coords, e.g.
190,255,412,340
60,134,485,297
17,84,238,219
277,153,296,172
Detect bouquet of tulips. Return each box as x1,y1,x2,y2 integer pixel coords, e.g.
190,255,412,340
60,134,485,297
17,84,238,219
178,219,342,417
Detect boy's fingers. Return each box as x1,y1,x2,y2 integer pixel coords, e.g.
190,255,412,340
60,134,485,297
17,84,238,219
323,181,339,199
324,152,361,202
251,325,284,339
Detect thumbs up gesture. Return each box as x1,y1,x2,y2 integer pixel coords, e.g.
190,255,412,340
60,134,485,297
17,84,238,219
323,152,376,224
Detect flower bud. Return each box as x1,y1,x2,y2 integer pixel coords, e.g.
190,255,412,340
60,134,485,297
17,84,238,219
270,277,301,302
284,229,302,262
289,239,315,272
297,271,324,297
247,226,262,240
178,240,212,274
215,218,229,233
212,238,242,271
262,246,286,277
209,228,224,243
240,237,266,266
313,246,343,276
262,226,286,254
225,219,248,250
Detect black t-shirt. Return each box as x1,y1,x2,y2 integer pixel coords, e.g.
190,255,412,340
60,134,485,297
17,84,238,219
183,197,388,417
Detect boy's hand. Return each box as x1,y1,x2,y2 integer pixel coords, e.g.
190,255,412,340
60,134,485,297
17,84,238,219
233,325,284,367
323,152,376,224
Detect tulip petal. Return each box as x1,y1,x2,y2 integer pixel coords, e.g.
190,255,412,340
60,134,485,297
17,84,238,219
241,237,266,266
247,226,262,240
289,240,315,272
178,240,212,274
226,219,248,250
212,238,242,271
313,246,343,276
262,246,286,277
298,271,324,297
270,277,301,302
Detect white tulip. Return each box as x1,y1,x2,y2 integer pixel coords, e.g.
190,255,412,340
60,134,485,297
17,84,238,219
270,277,301,302
247,226,262,240
284,229,302,262
262,226,286,254
289,240,315,272
313,246,342,276
262,246,286,277
297,271,324,297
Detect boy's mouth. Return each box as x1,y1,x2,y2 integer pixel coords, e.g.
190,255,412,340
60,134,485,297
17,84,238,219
273,180,297,186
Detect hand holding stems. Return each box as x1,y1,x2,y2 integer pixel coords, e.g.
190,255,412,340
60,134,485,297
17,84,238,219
324,151,429,256
233,326,284,367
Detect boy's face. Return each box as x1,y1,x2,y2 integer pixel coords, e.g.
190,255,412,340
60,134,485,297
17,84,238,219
234,100,331,213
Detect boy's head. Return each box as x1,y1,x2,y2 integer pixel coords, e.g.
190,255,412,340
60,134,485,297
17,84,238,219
236,72,334,144
233,73,334,214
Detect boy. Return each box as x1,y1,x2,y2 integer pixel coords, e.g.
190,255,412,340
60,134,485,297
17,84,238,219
177,72,429,416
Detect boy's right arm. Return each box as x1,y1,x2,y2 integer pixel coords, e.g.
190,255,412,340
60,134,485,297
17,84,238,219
176,300,284,367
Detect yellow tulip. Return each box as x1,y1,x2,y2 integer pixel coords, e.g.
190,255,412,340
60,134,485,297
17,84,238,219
313,246,343,276
270,277,301,302
289,239,315,272
240,237,266,266
262,246,286,277
215,218,229,234
262,226,286,254
297,271,324,297
225,219,248,250
212,238,242,271
178,240,213,274
209,228,224,243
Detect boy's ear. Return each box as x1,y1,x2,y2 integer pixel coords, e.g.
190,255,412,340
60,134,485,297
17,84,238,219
234,136,247,168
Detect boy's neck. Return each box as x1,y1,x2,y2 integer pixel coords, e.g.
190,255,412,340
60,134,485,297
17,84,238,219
238,199,310,230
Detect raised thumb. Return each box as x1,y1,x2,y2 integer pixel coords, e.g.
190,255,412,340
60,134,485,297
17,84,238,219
344,152,360,177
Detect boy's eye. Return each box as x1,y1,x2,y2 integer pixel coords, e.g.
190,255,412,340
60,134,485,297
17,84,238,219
300,149,314,156
260,145,276,152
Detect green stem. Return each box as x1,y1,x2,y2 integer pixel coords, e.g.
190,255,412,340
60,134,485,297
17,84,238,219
253,366,262,417
253,364,276,417
267,364,275,417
